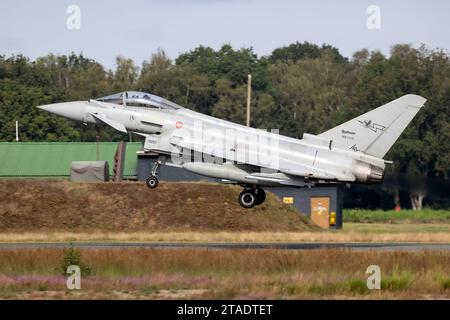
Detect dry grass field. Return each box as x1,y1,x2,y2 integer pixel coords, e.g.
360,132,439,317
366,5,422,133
0,179,312,232
0,248,449,299
1,179,449,300
1,179,449,243
1,225,450,243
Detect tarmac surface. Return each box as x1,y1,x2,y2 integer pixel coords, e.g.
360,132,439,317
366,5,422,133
0,242,450,251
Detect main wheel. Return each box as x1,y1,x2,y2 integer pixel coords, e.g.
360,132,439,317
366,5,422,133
255,188,266,205
239,190,257,209
146,175,159,189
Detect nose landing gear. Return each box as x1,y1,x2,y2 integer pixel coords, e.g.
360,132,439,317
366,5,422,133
146,175,159,188
145,160,161,189
238,186,266,209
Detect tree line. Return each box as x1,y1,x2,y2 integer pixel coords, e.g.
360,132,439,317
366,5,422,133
0,42,449,209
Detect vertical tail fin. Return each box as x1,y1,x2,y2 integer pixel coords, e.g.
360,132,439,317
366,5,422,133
318,94,426,158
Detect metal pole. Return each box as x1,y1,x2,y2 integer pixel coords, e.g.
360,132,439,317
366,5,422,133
246,74,252,127
15,121,19,141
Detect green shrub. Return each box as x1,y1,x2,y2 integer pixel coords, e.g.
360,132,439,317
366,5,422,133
441,278,450,290
346,279,369,294
62,245,92,276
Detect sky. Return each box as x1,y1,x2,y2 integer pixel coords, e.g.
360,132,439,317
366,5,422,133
0,0,449,70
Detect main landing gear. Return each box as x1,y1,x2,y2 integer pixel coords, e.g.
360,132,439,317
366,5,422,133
146,160,161,189
238,186,266,209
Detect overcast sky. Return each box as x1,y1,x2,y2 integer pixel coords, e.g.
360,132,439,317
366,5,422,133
0,0,449,70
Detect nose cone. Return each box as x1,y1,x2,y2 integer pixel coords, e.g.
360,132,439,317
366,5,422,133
37,101,86,121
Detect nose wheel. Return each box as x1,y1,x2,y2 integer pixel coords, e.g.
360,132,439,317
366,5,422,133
146,175,159,189
146,160,161,189
238,187,266,209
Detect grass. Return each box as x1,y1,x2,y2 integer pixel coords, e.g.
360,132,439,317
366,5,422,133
441,278,450,290
1,222,450,243
0,179,313,232
0,248,449,299
344,223,450,234
1,179,448,299
1,179,449,243
346,279,370,294
344,209,450,224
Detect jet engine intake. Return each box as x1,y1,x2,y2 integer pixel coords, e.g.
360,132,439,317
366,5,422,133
352,161,384,183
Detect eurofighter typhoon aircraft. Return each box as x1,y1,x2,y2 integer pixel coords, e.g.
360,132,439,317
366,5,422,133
38,92,426,208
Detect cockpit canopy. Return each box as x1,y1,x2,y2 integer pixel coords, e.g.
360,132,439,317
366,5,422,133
96,91,182,110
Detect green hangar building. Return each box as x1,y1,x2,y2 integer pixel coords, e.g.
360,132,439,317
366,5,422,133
0,142,142,179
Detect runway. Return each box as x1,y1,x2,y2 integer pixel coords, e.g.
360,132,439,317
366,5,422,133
0,242,450,251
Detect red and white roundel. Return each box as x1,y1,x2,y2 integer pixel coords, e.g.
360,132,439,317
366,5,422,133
175,121,183,129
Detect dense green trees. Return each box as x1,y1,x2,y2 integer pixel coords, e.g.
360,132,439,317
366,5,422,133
0,42,449,208
269,41,347,64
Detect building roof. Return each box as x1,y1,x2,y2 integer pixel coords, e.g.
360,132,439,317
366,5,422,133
0,142,143,178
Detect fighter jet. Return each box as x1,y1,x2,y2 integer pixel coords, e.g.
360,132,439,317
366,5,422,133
38,91,426,208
